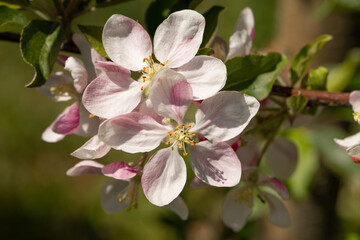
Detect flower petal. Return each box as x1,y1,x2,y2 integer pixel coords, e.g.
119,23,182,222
98,112,171,153
73,103,101,137
64,56,88,93
334,132,360,149
66,160,104,176
52,102,80,135
150,68,192,122
261,191,290,227
177,56,227,100
37,72,73,102
142,147,187,206
138,98,164,124
222,187,253,231
101,179,130,214
72,33,97,81
82,68,142,119
102,161,140,180
265,138,297,180
347,144,360,163
165,196,189,220
102,14,152,71
234,7,255,38
191,91,260,141
226,30,252,60
258,174,290,200
189,140,241,187
154,10,205,68
71,135,111,159
41,124,66,143
349,90,360,112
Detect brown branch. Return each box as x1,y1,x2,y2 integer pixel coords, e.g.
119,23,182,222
0,32,80,54
271,85,350,106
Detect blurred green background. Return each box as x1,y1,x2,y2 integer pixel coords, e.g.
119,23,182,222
1,0,360,239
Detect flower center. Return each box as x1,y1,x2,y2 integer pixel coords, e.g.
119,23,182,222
138,56,166,93
165,123,197,156
50,82,77,99
353,110,360,124
234,186,253,208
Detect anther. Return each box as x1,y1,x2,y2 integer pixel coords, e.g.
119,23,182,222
190,143,195,147
141,86,144,91
99,117,103,120
183,152,188,156
143,58,146,63
89,114,94,118
166,141,170,146
181,123,185,127
187,125,191,128
191,133,196,136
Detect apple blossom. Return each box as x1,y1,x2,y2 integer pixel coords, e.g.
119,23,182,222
38,34,104,143
334,90,360,163
98,69,260,206
66,160,188,219
82,10,227,119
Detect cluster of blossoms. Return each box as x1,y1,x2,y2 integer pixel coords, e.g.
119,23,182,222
39,7,294,229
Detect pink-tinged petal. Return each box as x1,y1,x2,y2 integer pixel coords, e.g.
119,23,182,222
41,124,65,143
334,132,360,150
102,14,152,71
64,56,88,93
234,7,255,38
189,176,210,189
101,179,130,214
266,138,297,180
37,72,73,102
258,174,290,200
150,68,192,122
74,103,101,137
56,54,68,67
189,140,241,187
82,69,142,119
177,56,227,100
142,147,187,206
72,33,97,80
222,187,253,231
66,160,104,176
154,10,205,68
102,161,140,180
236,141,259,170
226,30,252,60
138,98,164,124
52,102,80,135
260,191,290,227
91,49,106,77
349,90,360,112
71,135,111,159
192,91,260,141
98,112,171,153
347,144,360,163
165,196,189,220
351,156,360,163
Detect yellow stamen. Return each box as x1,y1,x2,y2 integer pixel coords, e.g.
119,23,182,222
183,152,188,156
141,86,144,91
89,114,94,118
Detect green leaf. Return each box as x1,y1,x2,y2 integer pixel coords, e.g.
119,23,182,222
286,94,309,114
224,52,282,91
20,20,63,87
145,0,177,37
0,5,27,32
0,0,29,7
196,48,214,56
200,5,224,48
242,54,287,100
308,66,328,90
95,0,132,8
78,25,108,58
290,35,332,86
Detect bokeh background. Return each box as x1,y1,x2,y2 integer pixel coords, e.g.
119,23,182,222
1,0,360,239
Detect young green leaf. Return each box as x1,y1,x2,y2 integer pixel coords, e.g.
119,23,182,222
308,66,328,90
286,94,309,115
78,25,108,58
20,20,63,87
224,52,282,91
290,34,332,86
196,48,214,56
200,5,224,48
0,5,27,32
242,54,287,100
